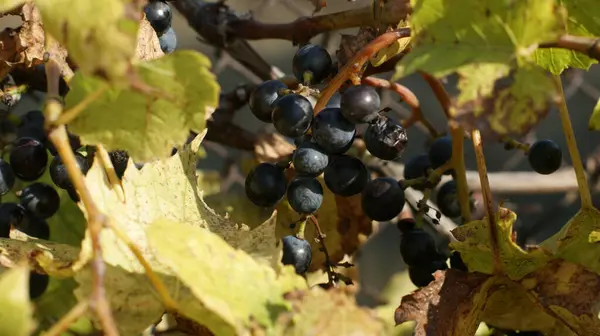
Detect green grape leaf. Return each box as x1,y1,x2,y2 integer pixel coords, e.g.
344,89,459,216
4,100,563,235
147,219,307,335
393,0,565,79
0,265,36,336
450,207,552,280
451,64,558,138
0,0,142,80
273,288,390,335
589,98,600,131
540,207,600,275
66,50,220,161
534,17,597,74
74,131,293,335
561,0,600,36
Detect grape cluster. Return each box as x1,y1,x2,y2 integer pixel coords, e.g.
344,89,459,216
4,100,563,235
244,44,411,274
0,110,132,299
144,0,177,54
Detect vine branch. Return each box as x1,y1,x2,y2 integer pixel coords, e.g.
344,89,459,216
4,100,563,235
541,35,600,61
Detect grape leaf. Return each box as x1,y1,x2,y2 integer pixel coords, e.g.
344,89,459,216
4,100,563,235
0,0,142,80
0,265,36,336
519,259,600,335
147,219,307,335
534,17,597,74
276,169,373,272
589,98,600,131
450,207,552,280
66,50,220,161
75,131,295,334
393,0,565,79
395,270,496,336
561,0,600,36
451,65,558,138
540,207,600,275
273,288,390,335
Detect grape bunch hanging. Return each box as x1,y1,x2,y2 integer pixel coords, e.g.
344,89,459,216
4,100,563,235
243,43,565,288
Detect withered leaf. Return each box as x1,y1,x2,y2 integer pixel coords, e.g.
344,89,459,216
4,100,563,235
135,17,164,61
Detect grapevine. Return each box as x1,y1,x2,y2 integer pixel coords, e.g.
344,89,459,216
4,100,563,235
0,0,599,336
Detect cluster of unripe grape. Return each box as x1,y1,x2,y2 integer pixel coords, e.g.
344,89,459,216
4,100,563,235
243,43,565,286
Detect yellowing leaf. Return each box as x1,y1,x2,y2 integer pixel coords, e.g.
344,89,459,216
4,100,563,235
274,288,389,336
0,0,141,80
394,0,565,79
370,21,412,67
451,65,558,138
75,131,290,334
589,98,600,131
66,51,220,161
534,17,597,74
0,265,36,336
147,219,307,335
450,207,551,280
541,207,600,275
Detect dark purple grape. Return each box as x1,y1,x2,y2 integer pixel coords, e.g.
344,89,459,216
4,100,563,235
18,182,60,219
340,85,381,124
292,44,332,85
436,180,460,218
286,177,323,214
249,80,288,123
311,107,356,155
16,212,50,240
403,154,432,191
364,115,408,161
45,132,82,156
527,139,562,175
144,0,173,35
9,137,48,181
281,235,312,275
361,177,405,221
29,272,49,299
49,152,90,189
428,136,452,174
271,94,313,138
323,155,369,196
292,141,329,177
108,150,129,179
245,163,287,207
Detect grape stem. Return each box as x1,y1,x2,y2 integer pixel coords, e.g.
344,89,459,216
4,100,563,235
500,135,531,152
361,76,439,138
314,28,412,114
471,129,503,274
450,122,471,224
552,75,593,209
296,217,307,240
540,35,600,62
43,300,89,336
52,85,108,126
419,72,452,120
308,215,337,286
95,144,125,203
44,59,119,336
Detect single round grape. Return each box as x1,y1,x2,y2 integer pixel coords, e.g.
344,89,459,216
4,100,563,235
45,132,82,156
18,182,60,219
311,107,356,154
17,212,50,240
428,136,452,173
340,85,381,124
361,177,405,221
400,229,442,266
249,80,288,123
49,152,90,190
324,155,369,196
29,272,49,300
364,115,408,161
9,137,48,181
292,44,332,85
450,251,468,272
159,26,177,53
245,163,287,207
108,150,130,179
436,180,460,218
527,139,562,175
408,259,448,287
403,154,432,191
287,177,324,214
144,0,173,35
281,235,312,275
271,94,313,138
20,110,45,128
0,159,15,196
292,141,329,177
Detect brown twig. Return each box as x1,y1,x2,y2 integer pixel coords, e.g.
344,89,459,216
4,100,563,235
361,76,438,137
315,28,412,114
419,72,452,120
44,60,119,335
540,35,600,61
471,129,502,274
308,215,337,286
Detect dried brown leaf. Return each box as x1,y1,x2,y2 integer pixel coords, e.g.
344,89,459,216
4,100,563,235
520,259,600,336
0,3,70,78
135,17,164,61
395,269,494,336
336,27,378,67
